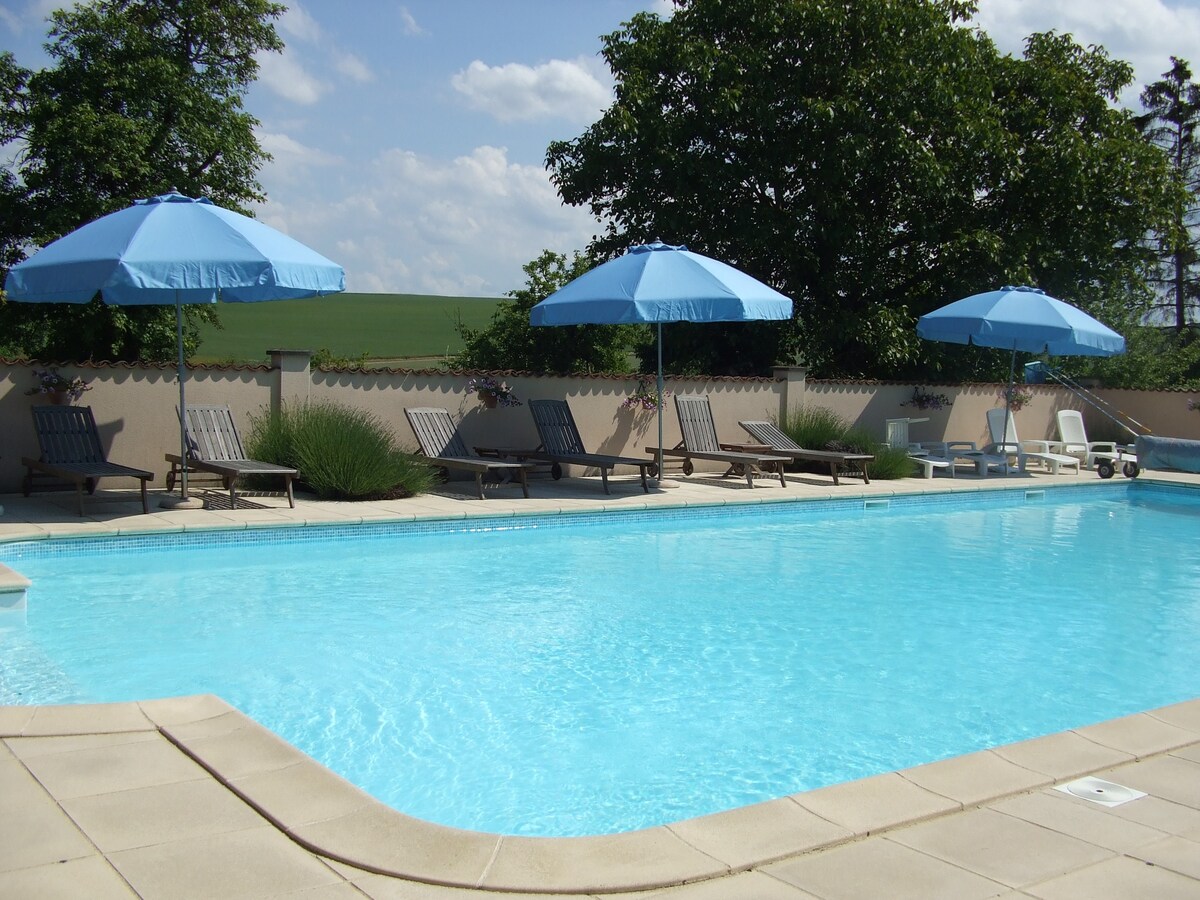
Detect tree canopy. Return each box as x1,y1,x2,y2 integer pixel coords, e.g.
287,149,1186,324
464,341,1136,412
545,0,1178,381
454,249,636,374
1137,56,1200,332
0,0,284,362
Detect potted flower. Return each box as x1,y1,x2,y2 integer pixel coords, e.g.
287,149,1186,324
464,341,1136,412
901,387,952,411
26,368,92,405
621,376,668,412
997,384,1034,412
467,375,521,408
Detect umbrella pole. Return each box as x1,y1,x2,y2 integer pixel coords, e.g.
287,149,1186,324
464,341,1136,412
160,290,204,509
1002,344,1017,474
653,322,678,489
657,323,664,480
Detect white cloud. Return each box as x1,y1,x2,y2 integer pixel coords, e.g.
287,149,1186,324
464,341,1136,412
0,0,57,34
257,144,598,296
451,57,613,124
335,52,373,83
256,49,328,105
277,2,323,45
256,130,343,186
974,0,1200,105
399,6,427,37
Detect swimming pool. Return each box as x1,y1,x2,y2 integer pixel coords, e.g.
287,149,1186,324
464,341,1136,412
1,481,1198,837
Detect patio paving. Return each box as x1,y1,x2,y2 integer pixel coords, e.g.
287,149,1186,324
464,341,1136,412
1,466,1198,898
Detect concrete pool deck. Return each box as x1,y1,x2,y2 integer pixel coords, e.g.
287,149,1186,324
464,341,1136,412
1,468,1199,898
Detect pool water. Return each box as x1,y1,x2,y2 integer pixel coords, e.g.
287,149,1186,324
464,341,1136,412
2,485,1199,836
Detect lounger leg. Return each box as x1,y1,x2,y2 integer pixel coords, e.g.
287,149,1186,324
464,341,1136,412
75,482,85,517
475,472,486,500
639,465,649,493
22,468,32,497
139,478,149,515
861,464,870,485
600,467,610,494
776,463,787,488
284,475,296,508
828,463,840,486
518,468,529,499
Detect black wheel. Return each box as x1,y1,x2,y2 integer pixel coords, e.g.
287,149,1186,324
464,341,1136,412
647,462,659,478
1096,459,1115,479
682,459,694,476
86,477,98,495
1123,462,1140,478
551,463,563,480
166,471,176,491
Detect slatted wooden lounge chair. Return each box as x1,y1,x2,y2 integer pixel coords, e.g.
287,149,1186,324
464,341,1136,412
22,405,153,516
738,419,874,486
164,405,298,508
527,399,650,494
653,395,790,488
404,407,535,499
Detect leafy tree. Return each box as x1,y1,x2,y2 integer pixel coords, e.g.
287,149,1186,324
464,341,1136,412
1137,57,1200,332
454,249,637,374
547,0,1176,381
0,0,284,362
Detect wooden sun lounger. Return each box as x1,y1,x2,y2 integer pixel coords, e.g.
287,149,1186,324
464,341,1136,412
22,405,153,516
404,407,535,499
738,420,874,485
661,396,790,488
527,399,651,493
164,405,297,508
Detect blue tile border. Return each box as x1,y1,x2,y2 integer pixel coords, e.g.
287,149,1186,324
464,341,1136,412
0,478,1186,562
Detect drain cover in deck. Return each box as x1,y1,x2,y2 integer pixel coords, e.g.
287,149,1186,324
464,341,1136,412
1055,777,1146,807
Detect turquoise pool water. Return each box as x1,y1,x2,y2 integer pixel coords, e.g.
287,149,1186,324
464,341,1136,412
1,483,1198,836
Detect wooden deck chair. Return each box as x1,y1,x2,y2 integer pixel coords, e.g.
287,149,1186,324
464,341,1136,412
404,407,535,499
21,405,153,516
164,405,297,508
528,399,650,493
738,419,874,486
655,395,789,488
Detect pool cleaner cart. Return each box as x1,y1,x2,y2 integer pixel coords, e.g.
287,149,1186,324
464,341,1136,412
1024,363,1143,479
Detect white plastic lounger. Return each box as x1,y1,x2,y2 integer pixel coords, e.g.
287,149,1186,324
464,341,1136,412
1055,410,1138,479
985,408,1081,475
884,418,954,478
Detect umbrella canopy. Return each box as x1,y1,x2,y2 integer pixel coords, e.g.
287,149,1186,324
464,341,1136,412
916,285,1125,465
529,240,793,326
5,192,345,505
530,241,793,483
916,285,1125,356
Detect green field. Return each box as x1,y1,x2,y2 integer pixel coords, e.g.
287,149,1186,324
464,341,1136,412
192,292,504,364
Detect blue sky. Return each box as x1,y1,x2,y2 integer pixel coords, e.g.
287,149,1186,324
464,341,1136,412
2,0,1200,297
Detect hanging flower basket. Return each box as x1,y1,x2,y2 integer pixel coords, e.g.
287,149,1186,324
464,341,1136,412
26,369,92,405
467,376,521,407
621,376,668,412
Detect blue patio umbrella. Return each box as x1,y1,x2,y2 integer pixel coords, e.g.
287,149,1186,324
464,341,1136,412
917,285,1124,451
5,192,345,505
530,241,793,482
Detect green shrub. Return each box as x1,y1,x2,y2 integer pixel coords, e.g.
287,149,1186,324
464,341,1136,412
778,405,848,451
246,401,438,500
778,406,915,479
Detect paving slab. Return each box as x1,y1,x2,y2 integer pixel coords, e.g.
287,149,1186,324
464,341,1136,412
60,776,269,853
763,834,1008,900
1023,853,1200,900
887,807,1114,889
107,826,344,900
0,855,138,899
